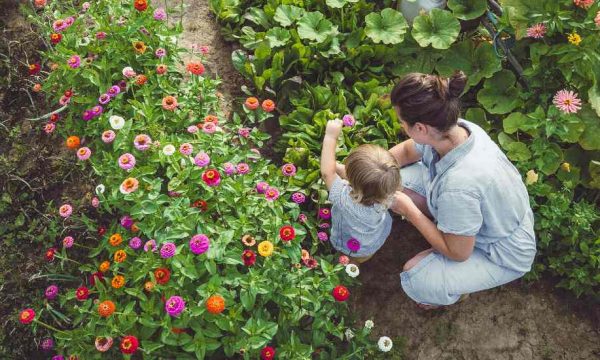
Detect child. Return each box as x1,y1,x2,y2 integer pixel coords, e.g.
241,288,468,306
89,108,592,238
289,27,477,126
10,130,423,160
320,119,402,263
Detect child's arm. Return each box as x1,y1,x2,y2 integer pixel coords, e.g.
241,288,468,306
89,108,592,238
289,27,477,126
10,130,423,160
335,163,346,179
321,119,343,190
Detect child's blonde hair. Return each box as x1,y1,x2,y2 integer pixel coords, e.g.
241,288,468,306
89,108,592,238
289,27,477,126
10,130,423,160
344,144,402,207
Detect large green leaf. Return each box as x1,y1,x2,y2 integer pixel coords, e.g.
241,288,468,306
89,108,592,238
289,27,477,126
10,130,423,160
447,0,487,20
436,41,502,88
265,27,291,48
325,0,359,8
477,70,523,114
297,11,337,44
411,9,460,49
465,107,491,131
588,160,600,189
273,5,305,27
578,106,600,150
534,143,563,175
364,8,408,45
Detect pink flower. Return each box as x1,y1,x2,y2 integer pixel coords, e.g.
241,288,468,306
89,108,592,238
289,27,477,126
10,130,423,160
122,66,136,78
155,48,167,58
99,94,111,105
595,11,600,27
102,130,116,143
298,213,307,223
553,89,582,114
160,242,176,258
77,147,91,160
526,23,546,39
291,192,306,204
43,123,55,134
238,127,251,138
281,163,296,176
194,152,211,167
63,236,74,248
153,8,167,20
189,234,210,255
41,338,54,351
118,153,136,170
68,55,81,69
573,0,594,9
265,187,280,201
187,125,199,133
144,239,157,252
342,114,355,127
134,134,152,151
179,143,193,155
236,163,250,174
96,31,107,40
199,45,210,55
59,95,71,106
256,181,269,193
59,204,73,218
339,255,350,265
202,122,217,134
223,162,236,175
81,2,90,11
95,337,113,352
45,285,59,300
120,177,139,194
317,232,328,242
91,197,100,208
52,19,68,32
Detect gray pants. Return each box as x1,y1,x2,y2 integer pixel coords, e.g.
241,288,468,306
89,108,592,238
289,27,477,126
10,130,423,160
400,0,447,22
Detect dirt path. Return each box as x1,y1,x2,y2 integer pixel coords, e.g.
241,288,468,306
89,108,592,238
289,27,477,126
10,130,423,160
158,2,600,359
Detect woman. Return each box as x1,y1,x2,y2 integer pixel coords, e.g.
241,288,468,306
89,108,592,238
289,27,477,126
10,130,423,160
388,71,536,307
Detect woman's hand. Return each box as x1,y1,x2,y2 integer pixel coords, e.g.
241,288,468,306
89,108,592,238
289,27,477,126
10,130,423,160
391,191,419,218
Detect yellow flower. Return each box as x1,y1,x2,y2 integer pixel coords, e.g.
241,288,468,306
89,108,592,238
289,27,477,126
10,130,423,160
560,162,571,173
133,41,147,54
525,170,539,185
568,32,582,46
257,241,274,257
114,250,127,263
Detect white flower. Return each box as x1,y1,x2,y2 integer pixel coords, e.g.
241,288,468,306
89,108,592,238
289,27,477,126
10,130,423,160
344,329,354,341
162,144,175,156
95,184,105,195
377,336,393,352
345,264,360,278
364,320,374,330
109,115,125,130
122,66,136,78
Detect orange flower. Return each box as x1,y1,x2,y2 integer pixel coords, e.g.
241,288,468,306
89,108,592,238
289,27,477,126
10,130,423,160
66,136,80,149
109,233,122,247
32,83,42,92
144,281,154,292
135,74,147,86
204,115,218,124
134,0,147,11
132,41,146,54
156,64,167,75
130,223,139,232
114,250,127,263
50,63,59,71
111,275,125,289
98,300,116,317
206,295,225,314
99,261,110,273
186,62,205,76
162,96,178,111
261,99,275,112
244,97,259,110
301,249,310,261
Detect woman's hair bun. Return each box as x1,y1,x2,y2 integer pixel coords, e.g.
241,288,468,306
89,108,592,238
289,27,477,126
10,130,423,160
447,70,467,99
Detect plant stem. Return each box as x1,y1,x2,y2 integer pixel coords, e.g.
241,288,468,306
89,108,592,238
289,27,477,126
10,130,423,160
35,319,69,335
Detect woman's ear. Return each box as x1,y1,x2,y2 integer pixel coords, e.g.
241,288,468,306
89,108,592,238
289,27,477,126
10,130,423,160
413,122,428,136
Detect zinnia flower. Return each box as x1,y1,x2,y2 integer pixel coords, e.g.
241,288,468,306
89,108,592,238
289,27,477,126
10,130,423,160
179,143,193,155
187,125,199,133
153,7,167,20
202,169,221,186
261,346,276,360
332,285,350,302
258,240,274,257
202,122,217,134
525,169,539,185
120,215,133,229
95,337,113,352
595,11,600,27
281,163,296,176
144,239,157,252
19,309,35,324
63,236,74,248
122,66,136,78
102,130,116,143
163,144,175,156
120,177,139,194
59,204,73,218
28,63,41,75
553,89,582,114
377,336,393,352
96,31,107,40
303,257,318,269
573,0,594,9
256,182,269,193
135,74,147,85
165,296,186,317
261,99,275,112
162,95,178,110
120,335,139,355
194,152,211,167
526,23,546,39
133,0,147,11
133,41,146,54
244,97,259,110
43,123,55,134
160,242,177,258
76,147,92,160
50,33,62,44
45,285,59,300
318,208,331,220
67,55,81,69
45,247,56,261
118,153,136,170
342,114,355,126
108,85,121,97
154,267,170,284
186,62,205,75
98,300,116,317
98,93,111,105
264,187,280,201
236,162,250,174
156,64,167,74
52,19,67,32
41,338,54,351
129,237,142,250
34,0,46,8
365,319,375,330
317,232,328,241
111,275,125,289
241,234,256,246
347,237,361,252
114,250,127,263
568,32,582,46
345,264,360,278
223,162,236,175
279,225,295,242
109,115,125,130
155,48,166,58
189,234,210,255
206,295,225,314
134,134,152,150
238,127,251,138
242,249,256,266
75,286,89,301
339,255,350,265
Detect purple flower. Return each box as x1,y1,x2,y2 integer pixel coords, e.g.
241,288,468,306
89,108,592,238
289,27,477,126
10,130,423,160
118,153,136,170
91,105,103,117
45,285,59,300
155,48,166,58
256,181,269,194
107,85,120,97
319,223,330,229
236,162,250,175
223,162,236,175
41,338,54,351
65,16,75,26
118,80,127,91
189,234,210,255
347,237,361,252
317,232,329,242
129,237,142,250
194,152,210,167
165,295,185,317
99,94,111,105
153,8,167,20
67,55,81,69
82,110,93,121
120,215,133,229
144,239,157,252
318,208,331,220
52,356,65,360
291,192,306,204
160,242,176,258
342,114,355,127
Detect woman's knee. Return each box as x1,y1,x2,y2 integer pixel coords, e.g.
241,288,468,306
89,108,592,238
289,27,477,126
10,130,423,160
402,248,433,272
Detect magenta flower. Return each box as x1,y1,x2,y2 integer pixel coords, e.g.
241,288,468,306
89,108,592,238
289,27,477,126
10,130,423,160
319,223,330,229
134,134,152,151
199,45,210,55
129,237,142,250
202,122,217,134
45,285,59,300
291,192,306,204
256,181,269,193
347,237,361,252
91,105,103,117
223,162,236,175
59,204,73,218
160,242,176,258
52,355,64,360
342,114,356,127
52,19,68,32
63,236,74,248
165,295,185,317
155,48,166,58
318,208,331,220
281,163,297,177
82,110,94,121
553,89,582,114
298,213,307,223
144,239,157,252
43,123,55,134
317,232,329,242
526,23,546,39
189,234,210,255
154,8,167,20
41,338,54,351
194,152,211,167
120,215,133,229
99,94,111,105
179,143,193,156
102,130,116,143
238,127,251,138
108,85,120,97
64,17,74,27
67,55,81,69
265,187,280,201
96,31,107,40
118,153,136,170
236,163,250,174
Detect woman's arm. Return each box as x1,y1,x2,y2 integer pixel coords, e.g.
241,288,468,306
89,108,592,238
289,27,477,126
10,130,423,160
392,192,475,261
321,119,343,189
389,139,422,167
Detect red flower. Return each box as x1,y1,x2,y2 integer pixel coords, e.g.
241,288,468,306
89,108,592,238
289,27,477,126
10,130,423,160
192,199,208,211
261,346,276,360
75,286,89,301
45,247,56,261
202,169,221,187
19,308,36,324
332,285,350,302
28,63,41,75
90,272,104,287
242,250,256,266
279,225,295,242
98,226,106,236
64,89,73,98
133,0,147,11
186,62,205,75
49,113,60,123
50,33,62,45
120,335,139,354
154,267,171,285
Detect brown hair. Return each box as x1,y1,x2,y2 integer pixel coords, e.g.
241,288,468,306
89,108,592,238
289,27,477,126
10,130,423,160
390,71,467,132
344,144,402,206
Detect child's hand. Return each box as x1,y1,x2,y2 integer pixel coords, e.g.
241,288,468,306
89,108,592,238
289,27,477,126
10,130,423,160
325,119,343,139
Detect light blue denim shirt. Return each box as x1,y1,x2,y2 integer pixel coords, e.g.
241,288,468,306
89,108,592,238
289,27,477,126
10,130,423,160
328,175,392,257
415,120,536,273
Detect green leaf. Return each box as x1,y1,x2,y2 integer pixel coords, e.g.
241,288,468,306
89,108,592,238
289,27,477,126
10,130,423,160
297,11,337,44
265,27,291,48
477,70,523,114
505,142,532,162
578,106,600,150
364,8,408,45
435,41,502,88
447,0,487,20
273,5,305,27
535,143,563,175
588,160,600,189
465,108,491,131
326,0,359,8
240,290,256,311
503,112,528,134
411,9,460,49
231,49,248,75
